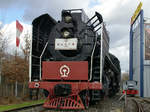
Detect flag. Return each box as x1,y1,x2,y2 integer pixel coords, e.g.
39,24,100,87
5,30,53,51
16,20,23,47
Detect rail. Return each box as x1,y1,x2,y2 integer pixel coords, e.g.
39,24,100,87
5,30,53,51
125,97,150,112
131,99,144,112
2,103,44,112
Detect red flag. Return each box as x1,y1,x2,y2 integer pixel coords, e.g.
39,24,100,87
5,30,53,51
16,20,23,47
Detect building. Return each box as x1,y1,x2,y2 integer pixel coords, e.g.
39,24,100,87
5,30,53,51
130,3,150,97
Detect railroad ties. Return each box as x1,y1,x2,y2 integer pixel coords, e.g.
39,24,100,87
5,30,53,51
125,97,150,112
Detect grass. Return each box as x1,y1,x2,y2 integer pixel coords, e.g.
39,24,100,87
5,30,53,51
0,99,45,112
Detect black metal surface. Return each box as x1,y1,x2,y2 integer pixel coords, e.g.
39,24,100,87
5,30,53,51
48,10,96,61
31,14,56,81
54,84,71,97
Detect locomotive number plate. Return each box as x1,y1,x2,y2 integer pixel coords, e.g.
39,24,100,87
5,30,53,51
55,38,78,50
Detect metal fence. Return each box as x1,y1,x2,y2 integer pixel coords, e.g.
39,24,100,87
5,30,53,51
0,75,44,100
0,76,29,97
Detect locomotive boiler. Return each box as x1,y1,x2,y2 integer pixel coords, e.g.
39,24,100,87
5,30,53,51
29,9,121,109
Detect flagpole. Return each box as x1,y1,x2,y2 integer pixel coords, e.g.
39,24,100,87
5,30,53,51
15,44,17,97
15,20,23,97
15,20,18,97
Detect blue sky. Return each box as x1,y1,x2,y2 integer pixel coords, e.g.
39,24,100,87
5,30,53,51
0,1,98,24
0,8,25,24
0,0,101,24
88,0,100,8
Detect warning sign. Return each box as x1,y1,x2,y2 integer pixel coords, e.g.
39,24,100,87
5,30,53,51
131,2,142,25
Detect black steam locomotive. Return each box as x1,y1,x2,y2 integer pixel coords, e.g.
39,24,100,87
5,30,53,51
29,9,121,109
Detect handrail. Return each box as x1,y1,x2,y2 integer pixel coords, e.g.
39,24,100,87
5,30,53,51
39,42,48,80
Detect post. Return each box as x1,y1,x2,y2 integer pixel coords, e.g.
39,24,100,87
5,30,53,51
0,57,4,84
125,91,127,107
0,58,2,84
15,81,18,97
129,25,133,80
15,44,18,97
140,10,144,97
0,75,1,84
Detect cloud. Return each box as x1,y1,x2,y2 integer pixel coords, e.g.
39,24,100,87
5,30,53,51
0,0,26,9
0,21,2,28
1,0,150,72
107,24,129,47
1,21,31,54
0,0,18,9
23,0,91,22
110,44,129,73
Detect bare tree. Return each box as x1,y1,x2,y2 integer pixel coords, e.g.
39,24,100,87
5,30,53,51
2,32,31,83
0,10,8,75
122,72,129,81
0,27,4,58
2,54,29,83
21,32,31,61
0,22,10,79
0,23,5,79
0,22,9,58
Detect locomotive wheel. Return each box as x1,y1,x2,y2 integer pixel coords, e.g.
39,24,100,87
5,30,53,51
80,90,90,109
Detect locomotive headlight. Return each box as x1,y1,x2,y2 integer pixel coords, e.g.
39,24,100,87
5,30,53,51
62,30,70,38
64,16,72,23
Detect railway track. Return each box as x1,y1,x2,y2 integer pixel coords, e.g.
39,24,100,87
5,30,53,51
3,103,45,112
2,95,124,112
125,97,150,112
131,99,144,112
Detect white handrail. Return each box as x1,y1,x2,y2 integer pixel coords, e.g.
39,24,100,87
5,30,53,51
89,34,97,81
100,23,103,83
39,42,48,80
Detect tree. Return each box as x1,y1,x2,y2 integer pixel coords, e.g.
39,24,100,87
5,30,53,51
0,25,9,58
0,23,8,78
21,33,31,61
122,72,129,81
0,27,4,58
2,32,31,83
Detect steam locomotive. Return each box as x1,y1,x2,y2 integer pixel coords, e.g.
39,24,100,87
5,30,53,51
29,9,121,109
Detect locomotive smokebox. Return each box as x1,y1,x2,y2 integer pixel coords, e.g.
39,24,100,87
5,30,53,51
48,10,95,61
